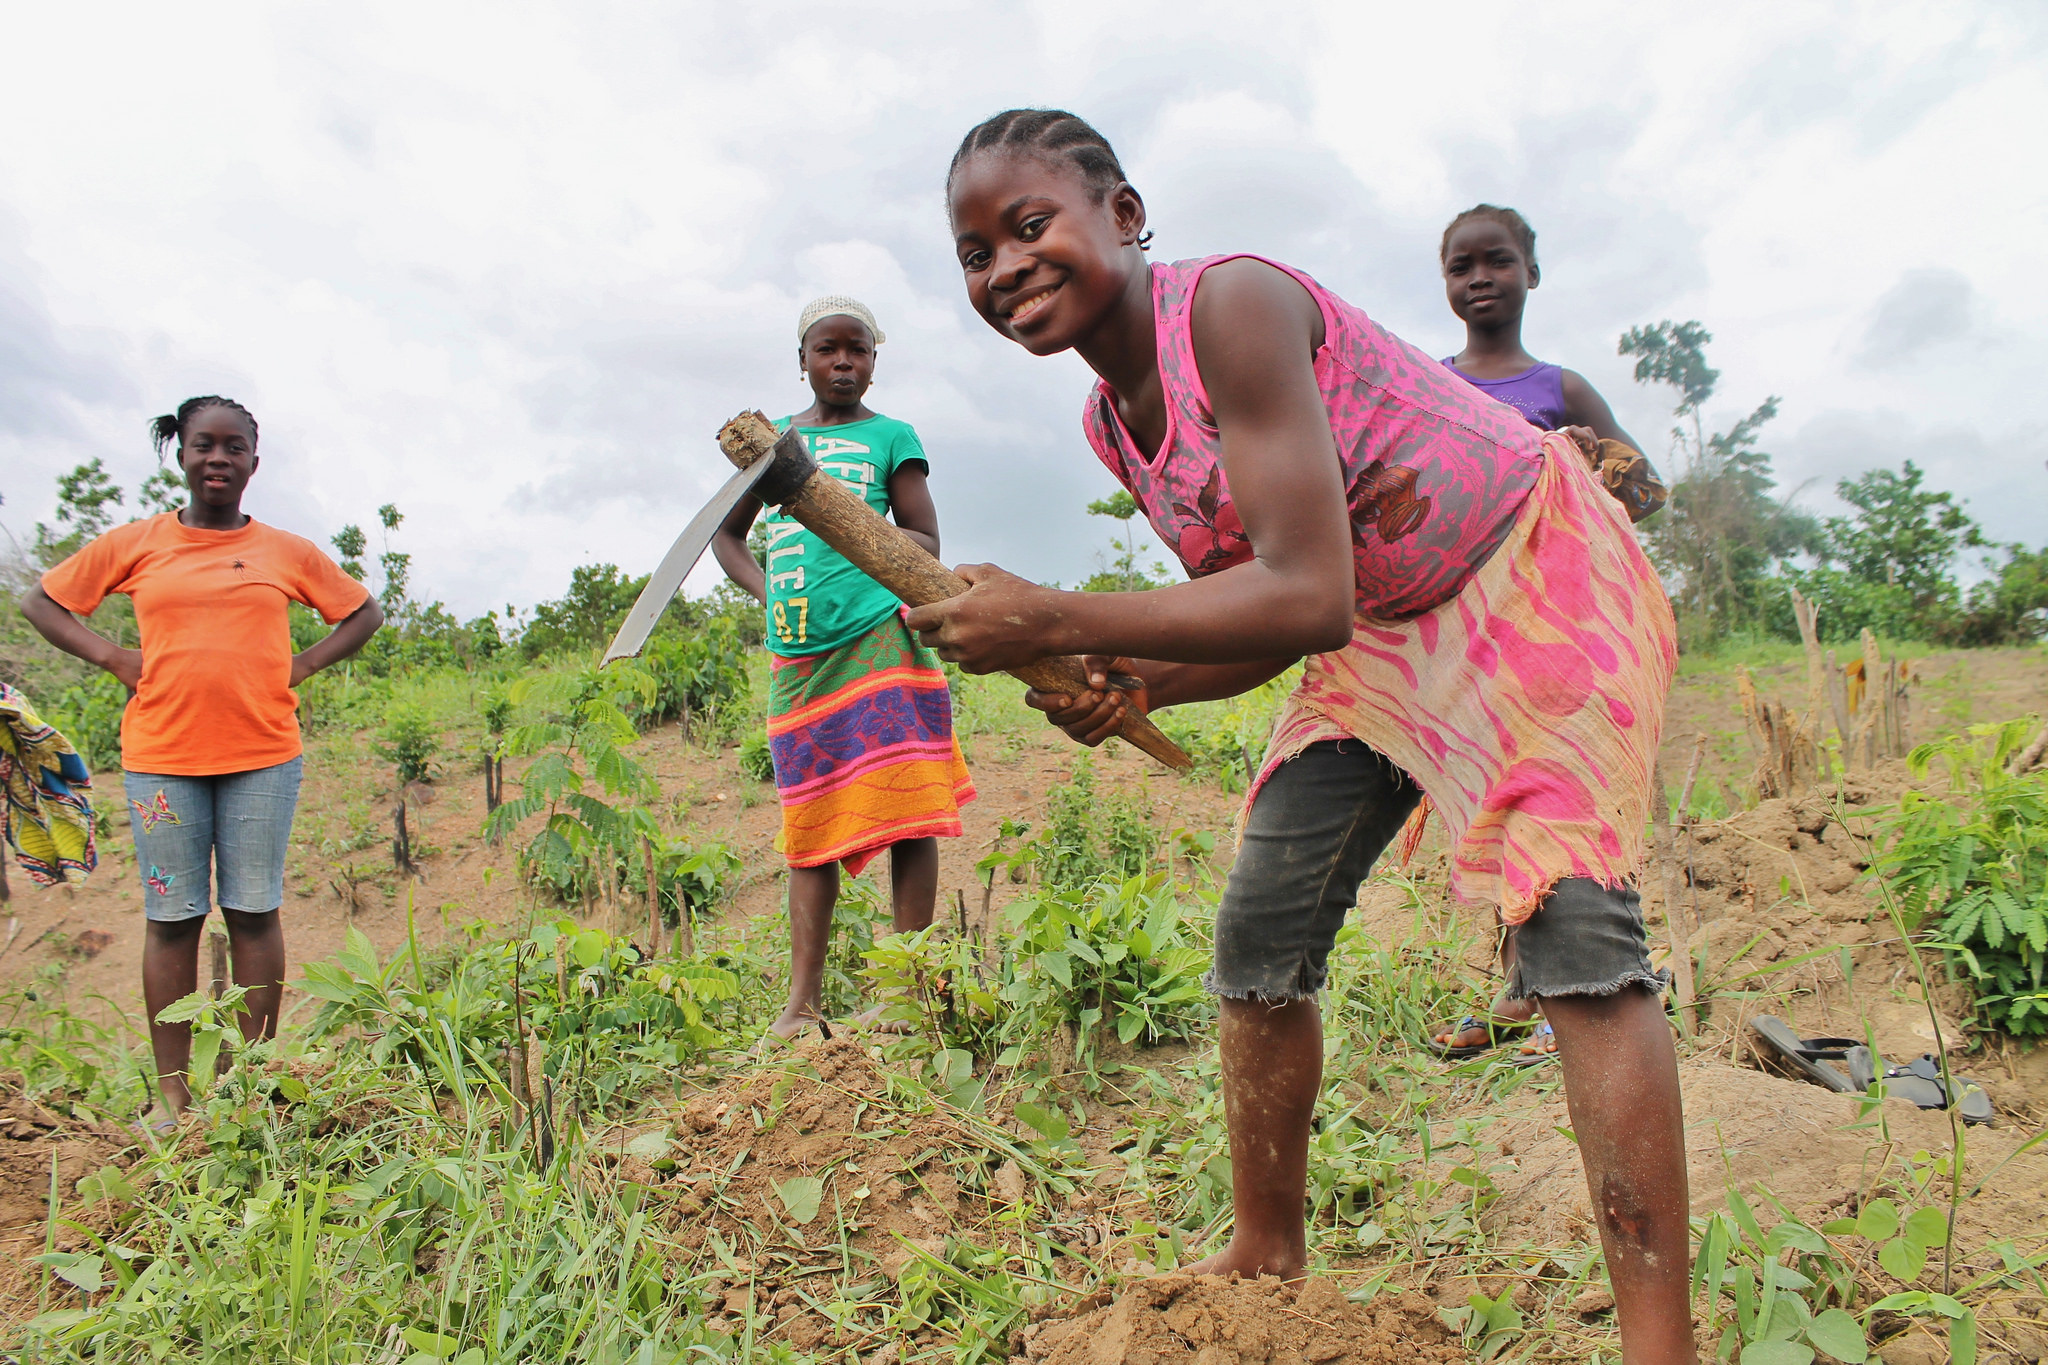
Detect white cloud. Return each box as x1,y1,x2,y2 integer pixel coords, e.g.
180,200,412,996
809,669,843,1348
2,0,2043,618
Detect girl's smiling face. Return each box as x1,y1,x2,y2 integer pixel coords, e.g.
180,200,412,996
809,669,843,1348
948,150,1147,356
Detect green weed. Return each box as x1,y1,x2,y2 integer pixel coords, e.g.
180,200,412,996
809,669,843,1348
1870,719,2047,1034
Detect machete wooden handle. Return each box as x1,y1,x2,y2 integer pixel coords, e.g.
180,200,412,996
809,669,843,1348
719,410,1192,772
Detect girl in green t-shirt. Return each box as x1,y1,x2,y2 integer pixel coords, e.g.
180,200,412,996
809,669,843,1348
712,297,976,1043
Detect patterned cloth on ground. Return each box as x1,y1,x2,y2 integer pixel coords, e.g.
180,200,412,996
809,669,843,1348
0,683,98,885
1251,433,1677,925
768,612,974,876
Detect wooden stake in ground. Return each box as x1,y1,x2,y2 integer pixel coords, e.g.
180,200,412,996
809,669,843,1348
208,926,230,1000
1789,586,1830,776
642,835,661,951
392,800,417,877
1650,757,1695,1038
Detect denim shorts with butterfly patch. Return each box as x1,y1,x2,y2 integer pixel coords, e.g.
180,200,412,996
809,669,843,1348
123,758,304,923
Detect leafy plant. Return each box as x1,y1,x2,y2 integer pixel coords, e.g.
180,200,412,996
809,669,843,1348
485,665,660,908
653,838,742,928
1871,719,2048,1033
999,874,1209,1067
1033,757,1156,891
374,700,441,783
737,728,775,784
640,618,750,735
860,925,1007,1067
1689,1185,1982,1365
40,672,127,773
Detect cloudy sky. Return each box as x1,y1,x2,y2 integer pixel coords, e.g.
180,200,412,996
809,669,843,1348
3,1,2043,620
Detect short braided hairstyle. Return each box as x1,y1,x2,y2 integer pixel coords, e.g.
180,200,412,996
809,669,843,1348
150,396,259,458
948,109,1151,247
1439,204,1538,270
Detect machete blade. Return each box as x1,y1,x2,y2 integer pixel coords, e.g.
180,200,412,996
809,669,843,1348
601,456,777,665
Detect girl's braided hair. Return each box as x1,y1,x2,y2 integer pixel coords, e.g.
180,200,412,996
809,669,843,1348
1439,204,1538,269
948,108,1153,248
150,396,259,457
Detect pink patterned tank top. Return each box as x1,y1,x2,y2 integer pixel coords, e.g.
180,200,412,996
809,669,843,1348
1082,256,1544,621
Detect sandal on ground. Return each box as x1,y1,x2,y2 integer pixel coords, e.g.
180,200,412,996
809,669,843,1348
1510,1020,1558,1067
1427,1014,1535,1060
1749,1016,1865,1095
1864,1052,1994,1125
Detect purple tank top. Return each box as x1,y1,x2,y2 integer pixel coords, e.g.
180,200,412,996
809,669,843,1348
1083,256,1543,622
1440,359,1569,431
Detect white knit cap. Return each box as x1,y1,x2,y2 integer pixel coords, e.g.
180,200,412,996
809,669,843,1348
797,295,885,345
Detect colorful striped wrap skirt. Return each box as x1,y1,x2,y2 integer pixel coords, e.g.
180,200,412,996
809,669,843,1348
767,611,976,876
1251,433,1679,926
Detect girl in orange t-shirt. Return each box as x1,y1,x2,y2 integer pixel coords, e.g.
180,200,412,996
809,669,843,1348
21,396,383,1124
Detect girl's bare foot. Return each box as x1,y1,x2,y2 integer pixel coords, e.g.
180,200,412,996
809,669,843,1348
1181,1237,1306,1281
755,1008,827,1053
1430,994,1538,1052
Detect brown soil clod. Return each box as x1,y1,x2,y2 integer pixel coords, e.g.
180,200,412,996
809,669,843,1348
1016,1274,1463,1364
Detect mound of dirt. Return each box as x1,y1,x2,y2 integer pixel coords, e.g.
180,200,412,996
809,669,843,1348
1015,1274,1463,1364
1639,764,2048,1120
658,1034,986,1259
603,1034,1026,1352
0,1075,140,1320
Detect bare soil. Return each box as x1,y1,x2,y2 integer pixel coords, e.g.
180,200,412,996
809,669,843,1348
1018,1275,1462,1365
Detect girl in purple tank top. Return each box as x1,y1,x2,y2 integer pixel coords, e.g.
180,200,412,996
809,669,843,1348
911,110,1692,1361
1440,205,1665,522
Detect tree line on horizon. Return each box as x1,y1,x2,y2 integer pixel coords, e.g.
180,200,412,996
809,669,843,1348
4,314,2045,699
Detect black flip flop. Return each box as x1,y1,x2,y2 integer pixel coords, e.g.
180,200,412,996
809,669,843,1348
1749,1017,1863,1094
1875,1053,1994,1125
1427,1014,1535,1060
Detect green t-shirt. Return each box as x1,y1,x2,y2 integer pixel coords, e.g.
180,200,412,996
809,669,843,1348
763,413,929,656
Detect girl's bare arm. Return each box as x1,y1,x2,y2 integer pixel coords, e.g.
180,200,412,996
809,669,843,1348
291,598,384,686
711,493,768,604
19,585,142,692
886,463,940,557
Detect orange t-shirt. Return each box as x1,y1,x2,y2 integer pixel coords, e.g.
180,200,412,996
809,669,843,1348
41,513,371,776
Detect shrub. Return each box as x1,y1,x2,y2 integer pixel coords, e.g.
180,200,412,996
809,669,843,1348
640,618,749,734
1871,719,2048,1035
999,874,1211,1065
40,672,127,773
1034,757,1156,891
738,729,775,783
374,701,441,783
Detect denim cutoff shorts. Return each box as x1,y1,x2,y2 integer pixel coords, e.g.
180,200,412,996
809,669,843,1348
122,757,304,923
1206,740,1667,1003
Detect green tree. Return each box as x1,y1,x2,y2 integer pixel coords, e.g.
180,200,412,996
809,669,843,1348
1952,543,2048,645
1081,490,1170,592
33,459,125,564
332,524,367,581
137,467,186,516
1086,491,1142,592
521,563,649,659
1823,461,1979,603
374,503,409,615
1782,462,1982,643
1621,320,1816,645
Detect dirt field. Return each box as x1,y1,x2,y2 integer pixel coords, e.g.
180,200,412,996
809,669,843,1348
1,643,2043,1361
